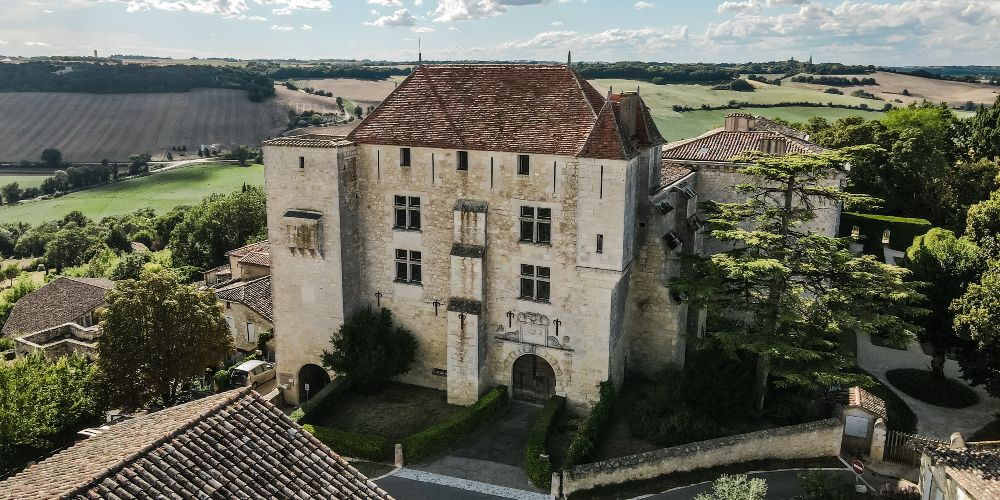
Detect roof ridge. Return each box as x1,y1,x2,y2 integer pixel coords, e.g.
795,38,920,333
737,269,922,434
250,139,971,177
61,388,254,499
346,66,423,143
568,67,600,119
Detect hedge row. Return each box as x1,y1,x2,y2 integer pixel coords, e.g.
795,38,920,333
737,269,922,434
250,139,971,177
302,424,389,462
526,395,566,489
840,212,932,255
402,386,509,464
563,381,616,468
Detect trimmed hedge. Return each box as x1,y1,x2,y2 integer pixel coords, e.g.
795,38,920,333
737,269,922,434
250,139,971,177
302,424,388,462
402,386,509,464
563,381,616,468
840,212,932,255
526,395,566,489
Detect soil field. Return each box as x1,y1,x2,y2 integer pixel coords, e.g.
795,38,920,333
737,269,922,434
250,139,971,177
0,86,339,163
0,162,262,225
655,106,886,142
785,71,1000,107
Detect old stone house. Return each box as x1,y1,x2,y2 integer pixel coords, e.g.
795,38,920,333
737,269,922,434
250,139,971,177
920,434,1000,500
204,241,274,359
262,65,840,408
2,277,113,360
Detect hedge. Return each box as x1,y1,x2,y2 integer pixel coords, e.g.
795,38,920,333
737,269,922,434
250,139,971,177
840,212,932,255
302,424,388,462
402,386,509,464
526,395,566,489
563,381,616,468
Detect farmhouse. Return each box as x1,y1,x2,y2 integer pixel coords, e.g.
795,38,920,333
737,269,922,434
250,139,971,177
262,64,841,408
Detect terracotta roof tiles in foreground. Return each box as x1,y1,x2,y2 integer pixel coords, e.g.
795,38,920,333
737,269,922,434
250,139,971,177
926,442,1000,499
0,388,392,500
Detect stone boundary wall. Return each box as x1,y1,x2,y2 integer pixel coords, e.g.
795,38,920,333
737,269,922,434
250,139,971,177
557,417,844,498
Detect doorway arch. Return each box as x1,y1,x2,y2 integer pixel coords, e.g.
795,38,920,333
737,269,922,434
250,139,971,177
298,364,330,403
512,354,556,402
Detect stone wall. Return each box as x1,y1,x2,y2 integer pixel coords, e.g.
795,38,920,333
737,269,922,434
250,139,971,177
558,417,844,497
222,300,272,354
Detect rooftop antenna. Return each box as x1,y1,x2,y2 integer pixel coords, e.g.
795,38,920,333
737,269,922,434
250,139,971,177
567,50,571,67
418,38,422,64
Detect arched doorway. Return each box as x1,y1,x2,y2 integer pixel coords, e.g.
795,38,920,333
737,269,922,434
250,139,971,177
298,364,330,403
512,354,556,402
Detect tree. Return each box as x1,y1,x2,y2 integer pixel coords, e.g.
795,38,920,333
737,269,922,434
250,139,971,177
694,474,767,500
671,151,924,412
968,94,1000,161
905,228,983,377
952,267,1000,397
0,183,20,205
233,145,251,166
2,263,20,285
168,187,266,270
939,159,1000,231
0,274,39,329
321,308,416,392
97,268,233,410
110,251,152,281
43,223,107,273
354,105,363,118
965,191,1000,262
40,148,62,168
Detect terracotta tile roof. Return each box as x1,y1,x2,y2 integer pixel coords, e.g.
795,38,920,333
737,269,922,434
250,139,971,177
225,240,269,258
215,276,273,321
204,263,232,275
0,388,392,500
238,251,271,268
662,115,827,163
660,162,695,189
579,100,639,160
346,64,663,160
848,386,887,421
262,134,354,148
1,277,113,338
926,443,1000,499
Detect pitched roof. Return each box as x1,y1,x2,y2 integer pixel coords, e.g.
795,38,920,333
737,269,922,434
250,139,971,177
579,100,639,160
225,240,269,258
215,275,273,321
238,251,271,268
848,386,887,421
346,64,663,160
1,277,113,338
926,442,1000,499
0,388,392,500
660,162,696,190
662,115,827,163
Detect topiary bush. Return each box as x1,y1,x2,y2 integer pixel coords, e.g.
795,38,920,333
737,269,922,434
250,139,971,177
886,368,979,409
526,395,566,489
302,424,388,462
564,381,616,468
402,386,508,464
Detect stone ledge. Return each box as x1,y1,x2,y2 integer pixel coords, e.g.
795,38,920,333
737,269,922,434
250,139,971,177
451,244,485,259
453,199,489,213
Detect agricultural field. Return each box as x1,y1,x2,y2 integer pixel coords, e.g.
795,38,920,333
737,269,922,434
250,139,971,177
0,162,263,226
0,174,49,189
0,86,338,163
655,106,886,142
287,78,398,108
785,71,1000,107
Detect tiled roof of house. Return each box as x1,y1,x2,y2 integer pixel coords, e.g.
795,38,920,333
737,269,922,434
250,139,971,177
660,163,695,190
225,239,269,258
0,388,392,500
215,275,273,321
926,442,1000,499
1,277,113,338
345,64,663,160
204,263,232,276
239,251,271,268
662,115,826,163
579,100,640,160
262,134,354,148
848,386,887,421
129,242,150,253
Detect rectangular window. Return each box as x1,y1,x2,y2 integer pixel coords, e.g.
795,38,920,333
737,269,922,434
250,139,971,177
400,147,411,167
393,195,421,230
395,249,422,285
520,264,551,302
517,154,530,175
596,234,604,254
519,206,551,245
246,323,256,344
457,151,469,171
298,156,305,169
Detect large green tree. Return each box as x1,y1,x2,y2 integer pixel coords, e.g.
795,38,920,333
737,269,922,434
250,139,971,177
672,151,924,411
952,267,1000,397
97,268,233,410
968,94,1000,161
43,223,107,273
965,191,1000,262
905,228,983,377
168,186,266,270
321,308,416,392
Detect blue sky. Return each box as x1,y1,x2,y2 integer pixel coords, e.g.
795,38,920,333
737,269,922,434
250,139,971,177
1,0,998,64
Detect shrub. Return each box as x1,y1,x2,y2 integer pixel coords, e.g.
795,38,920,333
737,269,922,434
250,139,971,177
729,79,755,92
322,308,417,392
213,369,231,392
694,473,767,500
526,395,566,489
564,381,616,468
302,424,388,462
885,368,979,409
402,386,508,464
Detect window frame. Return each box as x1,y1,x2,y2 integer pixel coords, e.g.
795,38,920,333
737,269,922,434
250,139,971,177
519,264,551,303
517,154,530,175
298,156,305,170
457,151,469,171
394,249,423,285
518,206,552,245
596,234,604,254
393,195,422,231
400,147,411,167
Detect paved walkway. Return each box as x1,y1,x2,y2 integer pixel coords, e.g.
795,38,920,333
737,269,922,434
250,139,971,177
856,331,1000,439
376,469,548,500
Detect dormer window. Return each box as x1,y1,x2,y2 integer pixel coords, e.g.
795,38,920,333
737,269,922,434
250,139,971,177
663,232,680,250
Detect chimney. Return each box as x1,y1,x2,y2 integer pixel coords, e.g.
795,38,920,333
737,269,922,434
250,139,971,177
618,91,640,139
950,432,967,450
724,113,754,132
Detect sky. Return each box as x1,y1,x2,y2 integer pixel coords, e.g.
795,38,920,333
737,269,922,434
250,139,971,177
0,0,998,65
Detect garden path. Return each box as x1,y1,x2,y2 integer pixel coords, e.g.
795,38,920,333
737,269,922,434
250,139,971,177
855,331,1000,440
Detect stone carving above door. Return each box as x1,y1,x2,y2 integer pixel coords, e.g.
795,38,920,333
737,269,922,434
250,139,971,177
495,311,572,351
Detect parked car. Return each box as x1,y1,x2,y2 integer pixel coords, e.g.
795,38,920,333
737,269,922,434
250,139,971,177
230,360,276,388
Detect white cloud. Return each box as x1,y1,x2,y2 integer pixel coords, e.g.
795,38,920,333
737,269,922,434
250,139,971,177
43,9,55,13
502,26,688,52
411,26,435,32
270,24,294,31
551,20,562,26
414,0,423,5
364,8,416,26
368,0,402,5
24,41,51,46
633,1,654,9
300,23,312,30
448,25,460,32
124,0,250,16
431,0,552,22
0,40,9,45
271,7,291,14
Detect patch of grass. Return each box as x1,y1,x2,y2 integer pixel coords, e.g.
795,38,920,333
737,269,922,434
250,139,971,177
312,382,464,441
0,163,263,225
885,368,979,409
0,175,48,190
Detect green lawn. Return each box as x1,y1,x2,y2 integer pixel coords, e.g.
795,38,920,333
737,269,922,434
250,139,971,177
0,163,263,225
0,174,49,190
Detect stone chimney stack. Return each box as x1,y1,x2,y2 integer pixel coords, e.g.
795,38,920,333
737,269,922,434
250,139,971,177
724,113,754,132
618,91,640,139
951,432,967,450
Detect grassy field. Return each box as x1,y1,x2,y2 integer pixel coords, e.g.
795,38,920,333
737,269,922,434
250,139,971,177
785,71,999,107
0,175,49,189
0,163,263,226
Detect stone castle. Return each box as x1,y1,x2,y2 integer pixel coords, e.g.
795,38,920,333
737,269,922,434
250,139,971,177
262,64,843,408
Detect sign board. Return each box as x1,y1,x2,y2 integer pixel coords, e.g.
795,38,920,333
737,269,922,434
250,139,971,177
851,459,864,475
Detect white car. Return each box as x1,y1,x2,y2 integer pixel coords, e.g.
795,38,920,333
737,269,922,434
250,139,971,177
230,360,276,388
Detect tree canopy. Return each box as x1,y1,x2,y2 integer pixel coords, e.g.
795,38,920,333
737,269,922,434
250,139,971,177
321,308,417,392
168,186,266,270
952,267,1000,397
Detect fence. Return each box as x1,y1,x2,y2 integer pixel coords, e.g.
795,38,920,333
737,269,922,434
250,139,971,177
883,430,945,467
